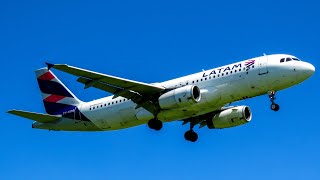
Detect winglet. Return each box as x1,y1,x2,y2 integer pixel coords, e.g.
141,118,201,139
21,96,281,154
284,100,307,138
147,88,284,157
45,62,54,70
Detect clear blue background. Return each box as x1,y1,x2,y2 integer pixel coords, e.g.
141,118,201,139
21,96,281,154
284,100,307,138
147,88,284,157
1,0,319,179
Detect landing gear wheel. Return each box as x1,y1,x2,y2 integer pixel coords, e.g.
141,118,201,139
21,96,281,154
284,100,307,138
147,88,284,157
184,130,198,142
271,103,280,111
268,90,280,112
147,119,163,131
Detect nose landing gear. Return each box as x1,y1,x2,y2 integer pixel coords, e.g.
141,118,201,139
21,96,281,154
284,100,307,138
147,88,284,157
268,90,280,111
271,103,280,111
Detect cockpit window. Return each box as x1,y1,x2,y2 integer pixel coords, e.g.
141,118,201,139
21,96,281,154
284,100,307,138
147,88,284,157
281,57,301,63
286,58,292,62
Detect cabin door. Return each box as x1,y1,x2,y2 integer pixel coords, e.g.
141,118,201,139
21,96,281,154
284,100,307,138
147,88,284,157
258,56,269,75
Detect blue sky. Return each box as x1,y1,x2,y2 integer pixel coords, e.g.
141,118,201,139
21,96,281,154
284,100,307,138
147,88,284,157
1,0,319,179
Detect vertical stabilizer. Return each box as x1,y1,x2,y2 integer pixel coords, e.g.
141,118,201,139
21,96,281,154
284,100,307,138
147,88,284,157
35,68,82,115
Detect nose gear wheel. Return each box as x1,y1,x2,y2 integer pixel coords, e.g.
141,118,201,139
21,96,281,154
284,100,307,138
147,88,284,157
268,90,280,111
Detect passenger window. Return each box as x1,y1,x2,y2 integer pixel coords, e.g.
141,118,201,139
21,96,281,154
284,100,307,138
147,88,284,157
280,58,285,63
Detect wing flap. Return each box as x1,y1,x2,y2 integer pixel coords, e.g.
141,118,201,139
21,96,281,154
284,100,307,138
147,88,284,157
7,110,61,123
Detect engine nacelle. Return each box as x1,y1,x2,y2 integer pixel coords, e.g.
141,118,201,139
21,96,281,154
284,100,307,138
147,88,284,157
207,106,252,129
159,85,201,109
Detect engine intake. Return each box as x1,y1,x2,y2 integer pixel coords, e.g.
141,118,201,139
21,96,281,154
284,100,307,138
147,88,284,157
207,106,252,129
159,85,201,109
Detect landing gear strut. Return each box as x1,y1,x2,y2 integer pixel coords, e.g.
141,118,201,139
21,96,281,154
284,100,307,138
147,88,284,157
148,119,163,131
268,90,280,111
184,121,198,142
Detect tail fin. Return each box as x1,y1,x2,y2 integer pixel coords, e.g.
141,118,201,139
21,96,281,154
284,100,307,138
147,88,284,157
35,68,82,115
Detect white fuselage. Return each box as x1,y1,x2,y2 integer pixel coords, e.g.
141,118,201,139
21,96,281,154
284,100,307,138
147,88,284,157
33,54,315,131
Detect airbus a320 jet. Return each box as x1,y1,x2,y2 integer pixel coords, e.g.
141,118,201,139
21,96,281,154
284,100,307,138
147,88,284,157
8,54,315,142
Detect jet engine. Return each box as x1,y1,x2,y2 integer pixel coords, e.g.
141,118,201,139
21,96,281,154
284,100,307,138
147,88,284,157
158,85,201,109
207,106,252,129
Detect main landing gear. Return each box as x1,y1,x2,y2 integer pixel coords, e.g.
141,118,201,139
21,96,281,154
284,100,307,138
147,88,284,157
184,121,198,142
148,119,163,131
268,90,280,111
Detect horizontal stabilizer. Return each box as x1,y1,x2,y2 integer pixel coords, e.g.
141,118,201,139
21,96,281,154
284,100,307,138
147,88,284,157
7,110,61,123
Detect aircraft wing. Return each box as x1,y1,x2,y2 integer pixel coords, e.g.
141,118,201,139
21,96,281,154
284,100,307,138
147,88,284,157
48,63,165,114
48,63,165,96
77,77,158,114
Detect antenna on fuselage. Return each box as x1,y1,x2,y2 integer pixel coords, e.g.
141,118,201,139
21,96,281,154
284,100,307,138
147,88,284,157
263,53,267,56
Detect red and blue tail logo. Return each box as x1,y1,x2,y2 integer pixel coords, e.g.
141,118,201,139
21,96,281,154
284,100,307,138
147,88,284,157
36,68,82,115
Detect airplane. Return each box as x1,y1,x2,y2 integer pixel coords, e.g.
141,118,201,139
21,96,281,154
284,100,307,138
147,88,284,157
7,54,315,142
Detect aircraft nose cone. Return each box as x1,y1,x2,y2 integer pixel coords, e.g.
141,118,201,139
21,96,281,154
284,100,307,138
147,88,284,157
304,63,315,76
294,62,315,83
